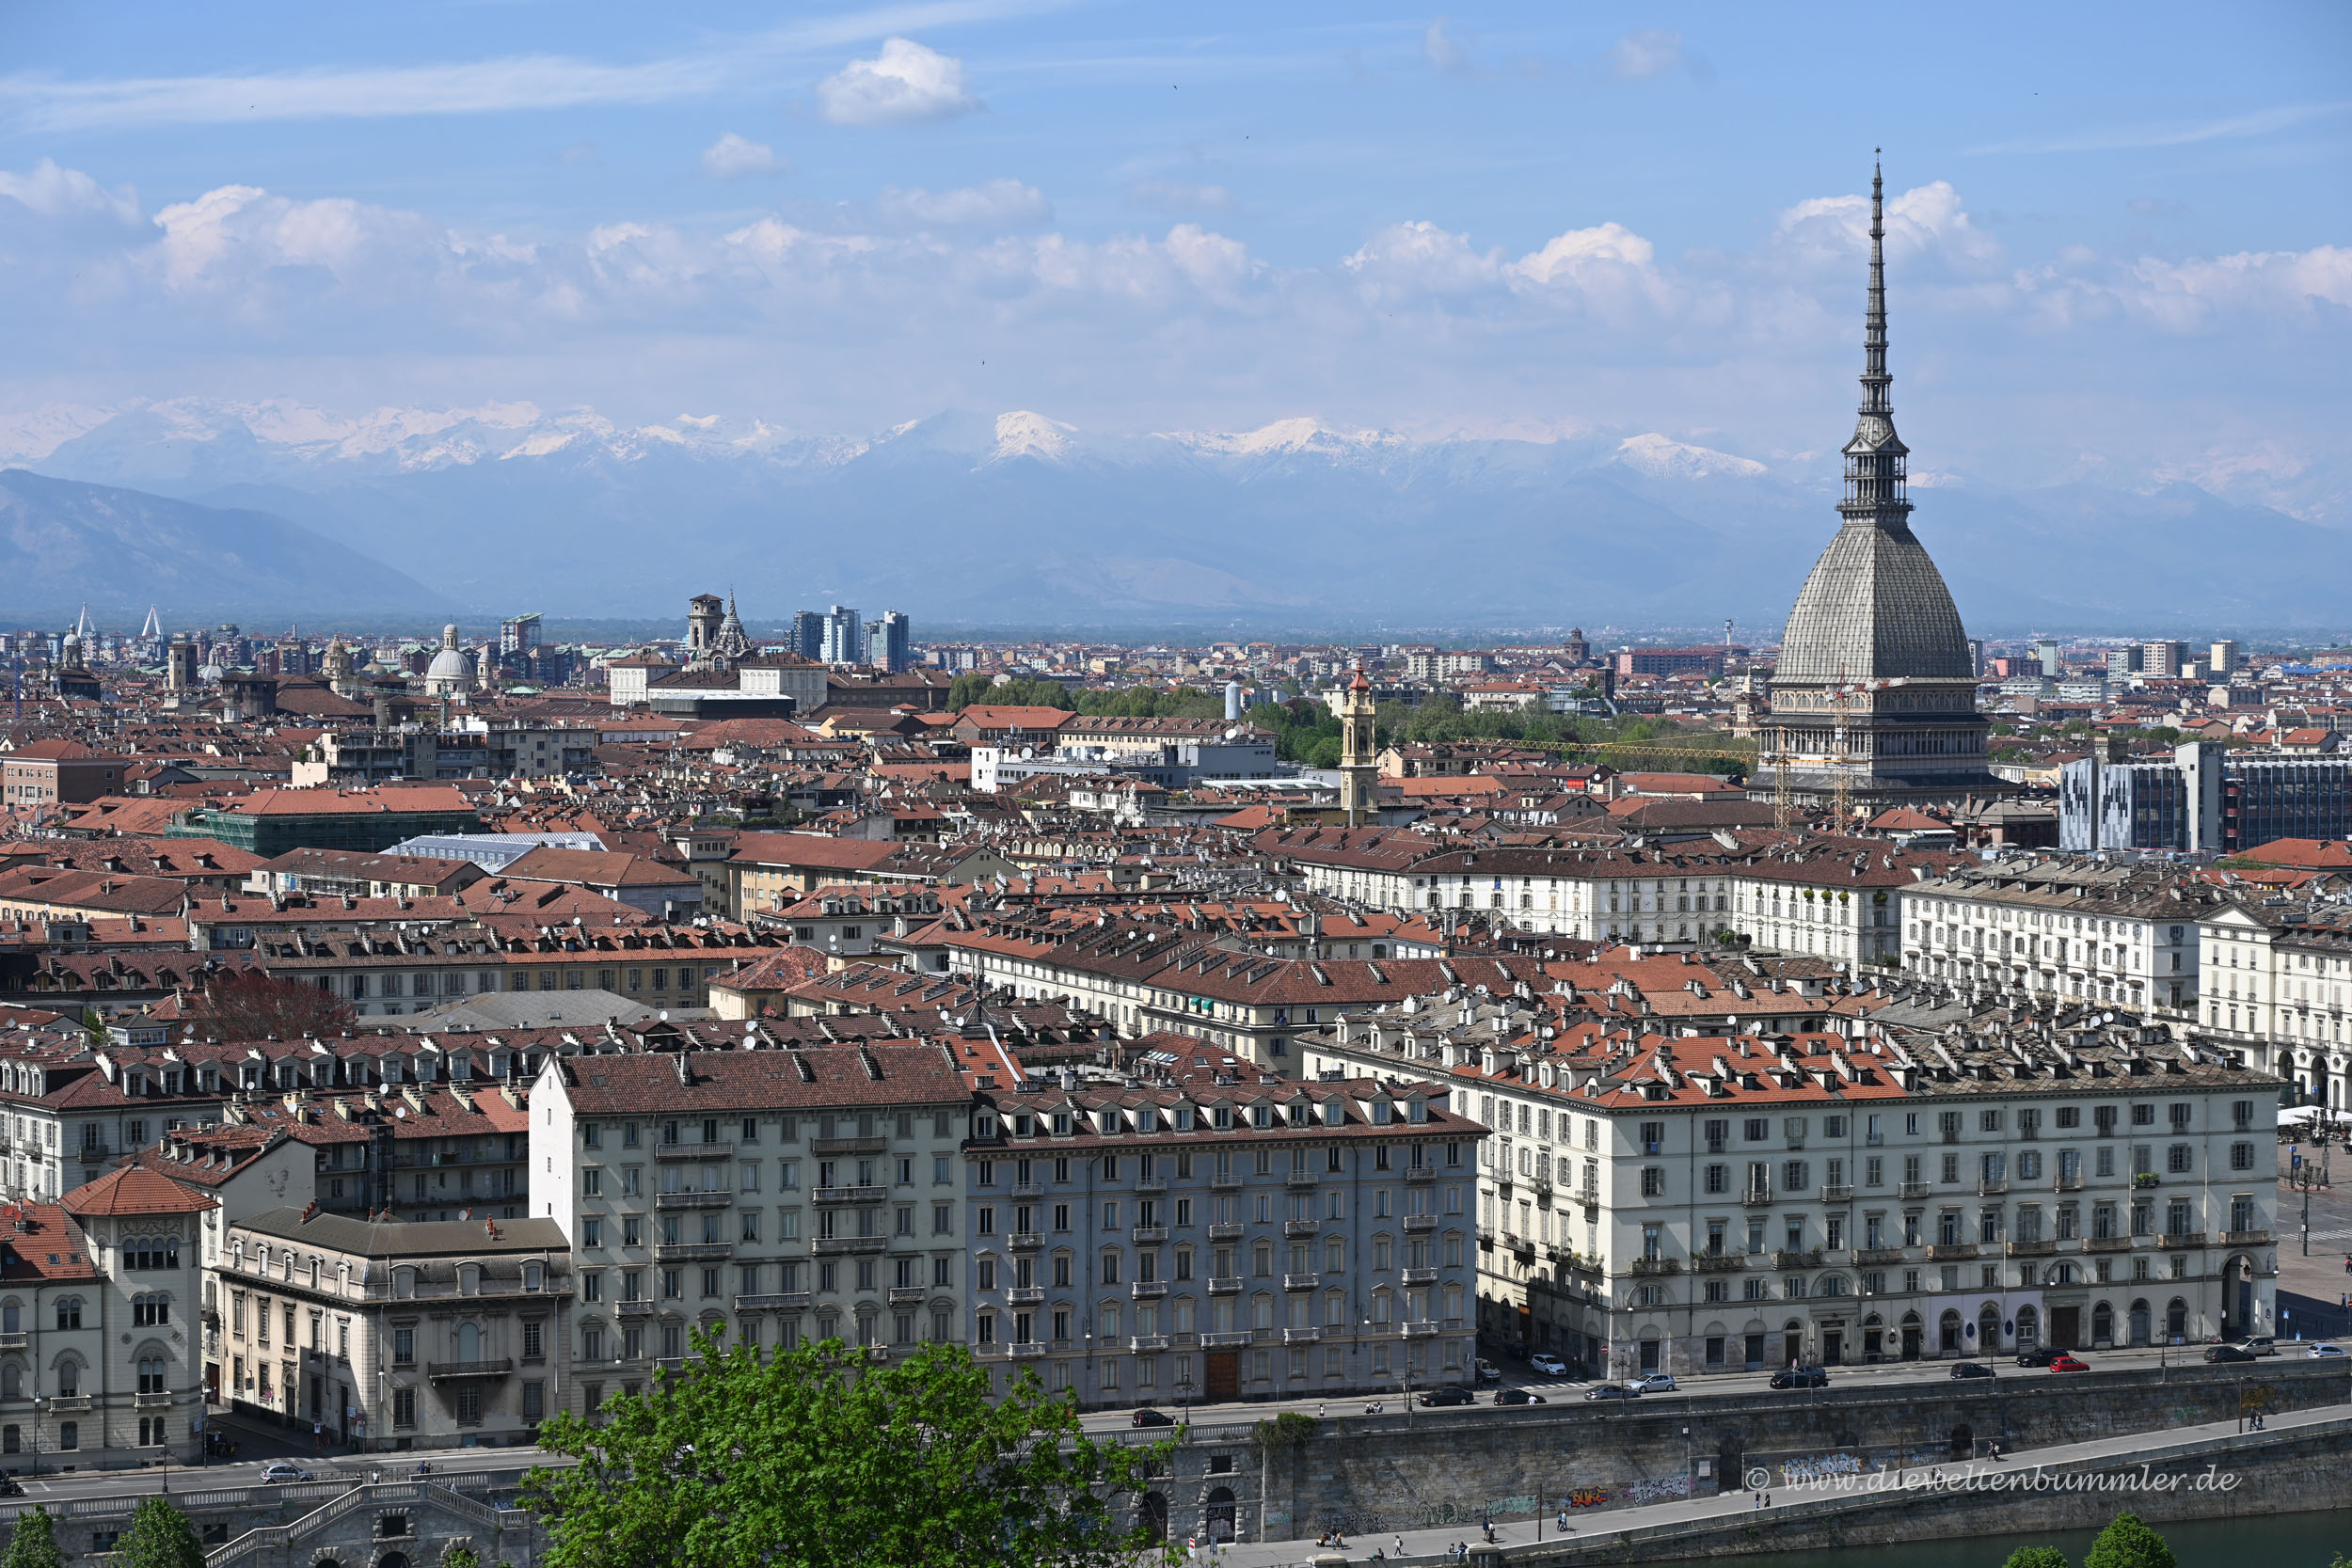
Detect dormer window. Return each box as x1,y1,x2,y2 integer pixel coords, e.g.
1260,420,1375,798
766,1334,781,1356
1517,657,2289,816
1372,1100,1394,1126
1249,1104,1271,1129
1322,1101,1343,1127
1213,1105,1232,1130
522,1262,543,1291
1049,1112,1070,1137
976,1114,998,1139
1407,1099,1429,1125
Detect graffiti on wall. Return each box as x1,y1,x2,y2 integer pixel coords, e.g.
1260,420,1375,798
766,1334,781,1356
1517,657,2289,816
1621,1474,1693,1505
1779,1452,1863,1485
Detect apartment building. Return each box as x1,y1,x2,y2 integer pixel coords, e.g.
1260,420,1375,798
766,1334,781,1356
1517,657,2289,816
2196,898,2352,1099
1258,830,1955,967
0,1170,213,1471
1902,860,2219,1015
529,1042,971,1420
1301,1006,2279,1380
963,1074,1486,1409
216,1208,571,1450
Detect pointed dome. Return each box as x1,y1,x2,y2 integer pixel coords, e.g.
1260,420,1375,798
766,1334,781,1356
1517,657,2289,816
1774,160,1971,686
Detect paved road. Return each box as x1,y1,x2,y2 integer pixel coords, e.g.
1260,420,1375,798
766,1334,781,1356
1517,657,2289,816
1076,1336,2349,1437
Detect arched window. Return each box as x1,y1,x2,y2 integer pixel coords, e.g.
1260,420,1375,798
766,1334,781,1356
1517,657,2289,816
136,1357,166,1395
455,1323,481,1362
1,1302,17,1335
54,1298,81,1331
56,1361,77,1397
0,1364,19,1399
392,1268,417,1300
522,1262,544,1292
458,1264,483,1296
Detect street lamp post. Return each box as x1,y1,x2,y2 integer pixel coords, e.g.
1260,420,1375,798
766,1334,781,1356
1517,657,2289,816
29,1396,43,1482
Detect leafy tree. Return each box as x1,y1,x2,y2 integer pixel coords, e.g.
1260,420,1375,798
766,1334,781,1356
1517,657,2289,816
2084,1513,2176,1568
195,970,356,1040
118,1497,205,1568
2002,1549,2070,1568
522,1331,1175,1568
1,1507,64,1568
440,1547,483,1568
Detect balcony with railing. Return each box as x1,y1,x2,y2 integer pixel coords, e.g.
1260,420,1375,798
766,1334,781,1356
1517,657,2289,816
734,1292,810,1311
653,1242,733,1262
1282,1220,1319,1239
1200,1329,1251,1347
1977,1178,2008,1196
1207,1275,1243,1295
1209,1174,1244,1192
426,1358,515,1381
1403,1214,1437,1233
1694,1253,1746,1273
1131,1335,1171,1352
1741,1187,1773,1208
1898,1180,1931,1198
1281,1273,1319,1291
654,1191,732,1211
1136,1177,1168,1195
1285,1173,1319,1190
2006,1239,2057,1257
2158,1231,2208,1250
812,1236,887,1256
1770,1249,1821,1271
1006,1285,1045,1306
1281,1327,1319,1345
1132,1226,1169,1244
1820,1184,1854,1203
815,1186,889,1205
1132,1281,1168,1300
1405,1167,1437,1184
2084,1235,2131,1252
654,1141,733,1162
886,1286,927,1306
1926,1243,1978,1260
1401,1267,1439,1286
812,1136,888,1156
2223,1228,2274,1246
1009,1231,1043,1251
1207,1221,1245,1242
2055,1174,2084,1192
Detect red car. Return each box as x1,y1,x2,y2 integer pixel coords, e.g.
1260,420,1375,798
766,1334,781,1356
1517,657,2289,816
2047,1354,2090,1373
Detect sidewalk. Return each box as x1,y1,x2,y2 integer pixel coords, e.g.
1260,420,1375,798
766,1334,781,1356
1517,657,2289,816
1200,1396,2352,1566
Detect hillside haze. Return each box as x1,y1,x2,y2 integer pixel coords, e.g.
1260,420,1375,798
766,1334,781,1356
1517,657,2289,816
0,467,449,624
15,402,2345,633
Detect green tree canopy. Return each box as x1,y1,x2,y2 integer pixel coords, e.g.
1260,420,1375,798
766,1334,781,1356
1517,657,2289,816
2084,1513,2177,1568
1,1507,64,1568
118,1497,205,1568
522,1333,1174,1568
2002,1548,2071,1568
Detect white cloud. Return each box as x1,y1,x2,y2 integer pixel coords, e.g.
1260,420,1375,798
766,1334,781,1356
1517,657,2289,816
2114,245,2352,330
0,158,140,224
879,179,1050,228
1772,180,2002,272
1344,221,1500,294
1129,180,1234,214
1507,221,1656,287
0,6,1057,131
816,39,982,126
1609,28,1683,81
1967,99,2352,155
1422,17,1474,75
150,183,429,290
701,133,789,179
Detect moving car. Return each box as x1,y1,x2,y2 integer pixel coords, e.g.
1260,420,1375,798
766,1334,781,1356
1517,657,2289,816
2232,1337,2278,1357
2047,1354,2090,1373
1130,1408,1176,1427
1770,1366,1830,1389
1494,1387,1549,1405
260,1465,315,1485
2206,1345,2259,1364
1949,1362,1996,1380
1474,1359,1503,1384
1419,1386,1476,1408
1628,1373,1678,1394
1583,1384,1641,1402
1529,1354,1569,1377
2310,1343,2346,1359
2016,1346,2071,1368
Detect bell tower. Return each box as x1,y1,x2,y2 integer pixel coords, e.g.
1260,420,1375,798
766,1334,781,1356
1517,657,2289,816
1338,664,1379,825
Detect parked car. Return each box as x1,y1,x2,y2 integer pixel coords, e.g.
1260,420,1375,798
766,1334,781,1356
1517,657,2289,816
2310,1343,2346,1359
1130,1408,1175,1427
1770,1366,1830,1389
2206,1345,2259,1364
1628,1372,1678,1394
259,1465,314,1485
2047,1354,2090,1373
1529,1354,1569,1377
1474,1359,1503,1384
1495,1387,1549,1405
1949,1362,1996,1380
2232,1337,2278,1357
1419,1386,1476,1408
2016,1346,2069,1368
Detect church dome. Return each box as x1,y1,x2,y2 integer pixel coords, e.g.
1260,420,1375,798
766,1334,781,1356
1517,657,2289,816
423,625,472,693
1776,522,1972,683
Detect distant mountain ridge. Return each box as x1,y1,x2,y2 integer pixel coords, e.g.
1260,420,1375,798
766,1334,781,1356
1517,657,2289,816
6,399,2344,632
0,468,449,624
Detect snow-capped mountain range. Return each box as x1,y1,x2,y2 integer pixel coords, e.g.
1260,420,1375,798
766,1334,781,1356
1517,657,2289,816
0,398,2343,631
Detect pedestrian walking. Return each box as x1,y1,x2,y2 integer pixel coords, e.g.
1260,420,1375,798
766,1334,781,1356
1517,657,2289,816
1318,1403,1327,1418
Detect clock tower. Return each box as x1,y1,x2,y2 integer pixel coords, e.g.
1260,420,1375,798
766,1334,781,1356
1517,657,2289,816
1337,664,1380,825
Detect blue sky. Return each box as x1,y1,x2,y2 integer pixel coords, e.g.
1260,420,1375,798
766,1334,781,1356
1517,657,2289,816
1,1,2346,510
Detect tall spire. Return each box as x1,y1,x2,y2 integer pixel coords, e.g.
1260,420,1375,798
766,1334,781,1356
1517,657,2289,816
1837,150,1910,531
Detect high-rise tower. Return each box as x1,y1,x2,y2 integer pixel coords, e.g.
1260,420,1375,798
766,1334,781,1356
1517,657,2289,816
1752,161,1992,813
